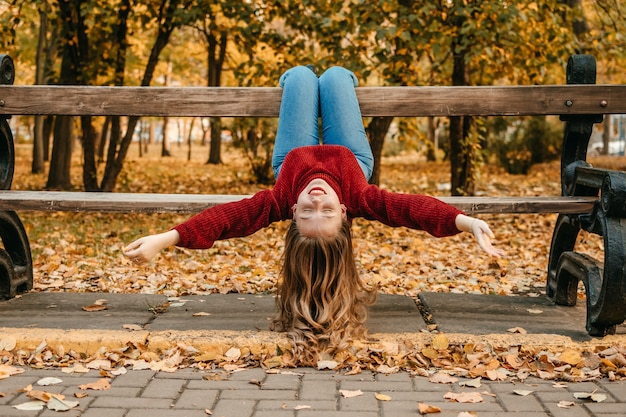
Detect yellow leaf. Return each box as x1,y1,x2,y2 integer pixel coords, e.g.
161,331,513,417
263,356,283,369
431,334,449,351
374,393,392,401
421,348,439,360
559,350,583,366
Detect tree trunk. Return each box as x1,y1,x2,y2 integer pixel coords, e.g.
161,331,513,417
46,115,73,190
46,0,84,190
32,7,48,174
426,117,437,161
205,29,227,164
98,116,110,163
207,117,222,164
187,118,195,161
448,9,475,196
366,116,393,185
161,116,171,157
101,0,178,191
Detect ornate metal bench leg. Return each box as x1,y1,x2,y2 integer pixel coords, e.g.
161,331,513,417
550,211,626,336
0,210,33,299
547,54,626,336
0,53,34,299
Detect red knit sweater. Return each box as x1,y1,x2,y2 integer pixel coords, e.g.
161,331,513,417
174,145,463,249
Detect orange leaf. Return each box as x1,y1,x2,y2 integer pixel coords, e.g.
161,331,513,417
78,378,111,391
417,402,442,414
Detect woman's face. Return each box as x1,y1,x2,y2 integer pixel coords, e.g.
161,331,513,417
293,178,346,237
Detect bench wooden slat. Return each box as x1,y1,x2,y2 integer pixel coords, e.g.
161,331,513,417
1,85,625,117
0,191,597,215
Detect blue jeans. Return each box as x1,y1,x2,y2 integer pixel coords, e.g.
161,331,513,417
272,66,374,180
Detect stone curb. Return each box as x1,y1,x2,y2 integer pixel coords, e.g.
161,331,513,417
4,327,626,357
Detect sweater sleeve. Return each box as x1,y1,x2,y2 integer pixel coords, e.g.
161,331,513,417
355,185,463,237
173,189,285,249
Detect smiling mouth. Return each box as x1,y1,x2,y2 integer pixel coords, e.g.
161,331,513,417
309,187,326,195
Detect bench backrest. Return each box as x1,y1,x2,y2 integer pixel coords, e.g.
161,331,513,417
1,84,626,118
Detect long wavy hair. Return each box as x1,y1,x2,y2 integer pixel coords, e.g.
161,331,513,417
271,220,377,364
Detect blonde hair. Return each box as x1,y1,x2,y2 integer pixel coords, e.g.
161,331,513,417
271,221,377,364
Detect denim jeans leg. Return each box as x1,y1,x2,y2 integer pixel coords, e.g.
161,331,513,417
272,66,320,178
319,66,374,180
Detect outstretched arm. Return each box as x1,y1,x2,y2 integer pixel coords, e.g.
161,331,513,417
124,229,180,264
455,214,503,257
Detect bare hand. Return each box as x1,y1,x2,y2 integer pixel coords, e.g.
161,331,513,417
469,219,504,257
123,230,180,264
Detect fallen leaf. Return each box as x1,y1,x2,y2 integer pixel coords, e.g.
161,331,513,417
340,389,363,398
557,400,575,408
417,402,442,414
37,377,63,386
507,327,527,334
294,405,312,410
375,393,392,401
249,379,263,387
526,309,543,314
47,396,79,411
205,409,213,415
111,367,127,376
86,359,112,370
432,334,449,350
429,372,458,384
263,356,283,369
123,324,143,331
27,389,60,402
62,364,90,374
82,304,108,312
170,301,186,307
344,366,362,376
0,336,17,351
376,365,399,374
193,312,211,316
421,347,439,360
513,390,534,396
573,391,607,402
457,413,478,417
75,392,89,398
224,347,241,361
0,364,24,379
444,392,483,403
78,378,111,391
317,360,338,370
459,377,482,388
13,401,45,411
559,350,584,365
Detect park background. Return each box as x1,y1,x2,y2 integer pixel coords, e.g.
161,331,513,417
1,0,625,301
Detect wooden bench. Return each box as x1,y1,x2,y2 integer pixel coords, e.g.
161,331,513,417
1,54,625,336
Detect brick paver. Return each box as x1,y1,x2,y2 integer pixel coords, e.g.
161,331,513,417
0,367,624,416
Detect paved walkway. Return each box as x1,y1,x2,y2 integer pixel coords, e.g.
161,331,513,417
0,291,625,416
1,365,625,417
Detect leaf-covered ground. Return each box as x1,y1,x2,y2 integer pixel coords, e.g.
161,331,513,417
5,144,626,381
